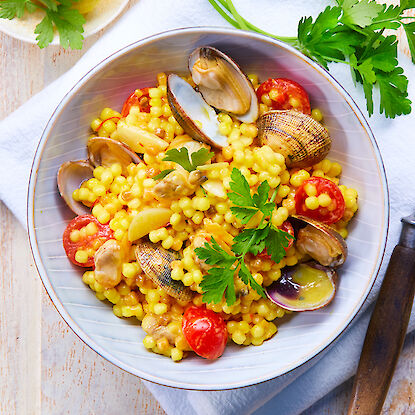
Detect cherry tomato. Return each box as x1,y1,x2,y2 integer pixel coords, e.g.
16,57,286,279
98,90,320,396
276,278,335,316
257,220,295,260
295,177,345,224
182,306,228,360
121,87,150,117
256,78,311,114
62,215,114,267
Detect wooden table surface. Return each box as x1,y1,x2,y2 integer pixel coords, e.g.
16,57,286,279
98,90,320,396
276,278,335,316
1,2,414,414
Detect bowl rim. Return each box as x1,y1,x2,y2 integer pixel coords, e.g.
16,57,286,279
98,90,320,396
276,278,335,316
0,0,129,45
27,26,389,390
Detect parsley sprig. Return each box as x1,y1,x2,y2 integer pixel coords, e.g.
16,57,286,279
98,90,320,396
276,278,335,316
0,0,85,49
208,0,415,118
195,169,294,306
153,147,214,180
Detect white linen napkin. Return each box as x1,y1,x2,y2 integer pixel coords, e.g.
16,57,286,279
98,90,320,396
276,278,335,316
1,1,415,414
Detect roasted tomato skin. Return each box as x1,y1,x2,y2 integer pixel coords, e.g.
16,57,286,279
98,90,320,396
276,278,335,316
62,215,113,267
121,88,150,117
257,220,295,260
295,177,345,224
182,306,228,360
256,78,311,114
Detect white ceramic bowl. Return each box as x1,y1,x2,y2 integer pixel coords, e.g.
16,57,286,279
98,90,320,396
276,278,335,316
28,27,388,390
0,0,129,45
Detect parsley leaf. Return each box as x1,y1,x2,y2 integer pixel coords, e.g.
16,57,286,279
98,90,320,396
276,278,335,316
339,0,383,28
152,169,175,180
228,169,276,225
162,147,214,172
232,226,269,257
0,0,34,19
196,238,237,305
34,12,54,48
265,225,294,264
404,22,415,63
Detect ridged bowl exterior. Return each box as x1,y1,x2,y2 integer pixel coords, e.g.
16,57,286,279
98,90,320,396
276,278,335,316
28,28,388,390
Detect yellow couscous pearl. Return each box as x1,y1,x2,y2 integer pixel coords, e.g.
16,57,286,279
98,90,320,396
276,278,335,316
170,348,183,362
143,335,156,349
318,193,332,207
305,196,319,210
311,108,323,122
85,221,98,236
75,250,88,264
154,303,168,315
70,230,80,242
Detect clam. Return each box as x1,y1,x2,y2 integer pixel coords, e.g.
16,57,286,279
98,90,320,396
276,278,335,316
266,262,336,311
189,46,259,123
291,215,347,267
58,138,141,215
135,241,193,302
94,239,123,289
167,74,228,148
257,110,331,168
87,137,141,175
57,160,94,215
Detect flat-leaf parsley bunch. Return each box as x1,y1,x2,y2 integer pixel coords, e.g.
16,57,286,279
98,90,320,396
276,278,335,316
208,0,415,118
195,168,294,306
0,0,85,49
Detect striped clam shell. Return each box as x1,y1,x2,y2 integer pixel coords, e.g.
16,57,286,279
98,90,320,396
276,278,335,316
135,241,193,302
257,110,331,168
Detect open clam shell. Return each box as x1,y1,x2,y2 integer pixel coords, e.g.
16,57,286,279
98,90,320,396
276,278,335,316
291,215,347,267
167,74,228,148
257,110,331,168
189,46,259,123
135,241,193,302
266,262,336,311
57,160,94,216
87,137,141,175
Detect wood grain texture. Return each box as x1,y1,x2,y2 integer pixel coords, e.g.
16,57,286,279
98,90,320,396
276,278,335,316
0,1,414,414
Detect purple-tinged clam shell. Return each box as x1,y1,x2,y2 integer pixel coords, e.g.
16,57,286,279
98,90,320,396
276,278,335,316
266,262,336,312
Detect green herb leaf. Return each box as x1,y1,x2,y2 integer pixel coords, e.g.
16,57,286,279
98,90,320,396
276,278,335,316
152,169,175,181
377,67,412,118
196,238,237,305
34,13,54,49
232,226,269,257
190,148,215,169
0,0,31,19
339,0,383,28
238,261,266,299
163,147,214,172
264,225,294,264
404,21,415,63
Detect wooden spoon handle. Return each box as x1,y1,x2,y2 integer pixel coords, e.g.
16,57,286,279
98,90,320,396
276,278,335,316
348,245,415,415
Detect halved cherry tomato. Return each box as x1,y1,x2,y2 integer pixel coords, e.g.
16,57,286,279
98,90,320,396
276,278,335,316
257,220,295,260
121,87,150,117
182,306,228,360
295,177,345,224
256,78,311,114
62,215,114,267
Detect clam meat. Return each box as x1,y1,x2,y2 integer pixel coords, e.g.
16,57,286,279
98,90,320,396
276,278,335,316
257,110,331,168
291,215,347,267
266,262,336,311
94,239,123,288
189,46,259,123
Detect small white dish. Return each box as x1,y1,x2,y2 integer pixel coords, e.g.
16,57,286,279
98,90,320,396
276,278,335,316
0,0,129,45
28,27,389,390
